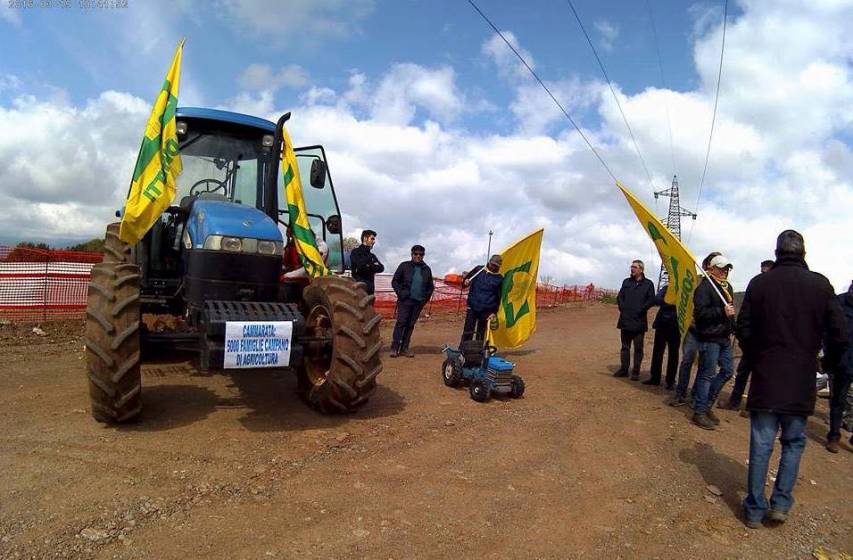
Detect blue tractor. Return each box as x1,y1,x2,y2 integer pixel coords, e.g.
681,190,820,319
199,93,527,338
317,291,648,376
440,340,525,402
84,109,382,423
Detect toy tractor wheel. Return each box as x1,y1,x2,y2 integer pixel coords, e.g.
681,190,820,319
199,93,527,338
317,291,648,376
103,222,131,264
297,276,383,413
510,375,525,398
441,358,462,387
84,261,143,423
469,378,491,403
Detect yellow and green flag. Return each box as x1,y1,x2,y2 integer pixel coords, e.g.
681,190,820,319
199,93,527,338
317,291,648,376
119,39,184,244
616,181,700,341
281,127,329,277
488,228,543,349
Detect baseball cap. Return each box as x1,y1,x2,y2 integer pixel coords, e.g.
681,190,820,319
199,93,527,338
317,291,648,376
709,255,733,269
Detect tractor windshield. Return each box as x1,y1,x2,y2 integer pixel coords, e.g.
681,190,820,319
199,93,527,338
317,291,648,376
175,128,268,211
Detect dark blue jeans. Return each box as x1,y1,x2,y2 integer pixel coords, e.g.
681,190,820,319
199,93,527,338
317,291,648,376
743,412,807,522
674,331,700,398
693,339,733,414
391,299,424,352
829,369,852,441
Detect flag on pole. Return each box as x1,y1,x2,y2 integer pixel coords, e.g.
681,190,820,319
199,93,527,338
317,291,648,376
488,229,543,349
281,127,329,277
616,181,700,341
119,39,185,245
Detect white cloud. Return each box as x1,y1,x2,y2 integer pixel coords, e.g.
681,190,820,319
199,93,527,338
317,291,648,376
0,1,851,293
481,31,535,81
594,20,619,52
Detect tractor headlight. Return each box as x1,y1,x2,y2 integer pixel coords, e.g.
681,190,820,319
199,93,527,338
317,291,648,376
221,237,242,252
203,235,223,250
257,240,278,255
201,235,281,256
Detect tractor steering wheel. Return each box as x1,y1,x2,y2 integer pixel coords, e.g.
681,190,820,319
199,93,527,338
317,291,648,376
189,178,227,196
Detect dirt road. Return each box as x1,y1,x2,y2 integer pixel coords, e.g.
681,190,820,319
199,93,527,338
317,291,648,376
1,303,850,559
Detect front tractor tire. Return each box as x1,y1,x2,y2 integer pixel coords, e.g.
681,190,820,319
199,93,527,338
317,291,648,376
103,222,131,264
298,276,383,413
84,261,143,423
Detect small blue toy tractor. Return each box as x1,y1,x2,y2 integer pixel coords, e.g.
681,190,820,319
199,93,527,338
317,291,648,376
440,340,525,402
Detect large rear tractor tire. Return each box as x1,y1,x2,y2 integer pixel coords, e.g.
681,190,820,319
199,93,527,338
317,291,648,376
84,261,143,423
298,276,383,413
103,222,131,264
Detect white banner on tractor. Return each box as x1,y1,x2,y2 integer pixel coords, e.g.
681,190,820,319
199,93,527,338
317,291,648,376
224,321,293,369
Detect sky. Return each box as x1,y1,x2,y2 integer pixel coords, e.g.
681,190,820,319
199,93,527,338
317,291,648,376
1,0,851,291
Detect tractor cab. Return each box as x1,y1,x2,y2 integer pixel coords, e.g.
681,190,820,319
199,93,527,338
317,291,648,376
134,108,343,316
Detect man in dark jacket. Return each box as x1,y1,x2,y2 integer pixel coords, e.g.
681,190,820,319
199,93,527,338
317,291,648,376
735,230,847,528
826,280,853,453
615,260,656,380
460,254,504,344
645,284,679,388
390,245,435,358
691,254,736,430
349,229,384,295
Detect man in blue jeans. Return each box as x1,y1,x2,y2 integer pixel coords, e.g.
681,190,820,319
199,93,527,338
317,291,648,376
690,255,736,430
736,230,847,529
669,252,721,407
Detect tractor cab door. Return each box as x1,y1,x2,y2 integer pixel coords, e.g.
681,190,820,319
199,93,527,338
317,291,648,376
278,145,344,273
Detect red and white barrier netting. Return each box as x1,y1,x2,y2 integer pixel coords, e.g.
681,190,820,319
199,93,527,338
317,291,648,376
0,246,102,322
0,248,615,322
371,273,615,319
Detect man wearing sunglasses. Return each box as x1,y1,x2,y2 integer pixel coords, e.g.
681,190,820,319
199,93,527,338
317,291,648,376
390,245,435,358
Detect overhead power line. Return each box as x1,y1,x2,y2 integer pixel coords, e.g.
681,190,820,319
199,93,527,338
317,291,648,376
565,0,654,190
466,0,617,183
689,0,728,243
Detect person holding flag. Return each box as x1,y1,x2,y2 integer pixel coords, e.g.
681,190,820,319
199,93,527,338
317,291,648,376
460,254,504,345
690,255,737,430
119,40,184,245
486,229,543,350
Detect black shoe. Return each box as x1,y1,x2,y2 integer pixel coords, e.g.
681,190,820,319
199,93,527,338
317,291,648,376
692,412,716,430
613,370,629,378
641,378,661,386
705,408,721,425
664,383,675,391
389,350,398,358
630,372,640,381
668,395,688,407
744,518,762,529
767,509,788,523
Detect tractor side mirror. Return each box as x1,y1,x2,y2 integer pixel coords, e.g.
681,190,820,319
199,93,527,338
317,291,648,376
310,159,327,189
326,215,341,235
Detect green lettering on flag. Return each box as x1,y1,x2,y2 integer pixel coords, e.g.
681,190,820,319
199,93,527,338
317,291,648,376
647,222,667,245
501,260,532,328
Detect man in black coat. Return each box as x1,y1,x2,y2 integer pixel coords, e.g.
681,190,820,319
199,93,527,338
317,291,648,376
460,254,504,344
735,230,847,528
390,245,435,358
645,284,679,388
349,229,384,295
615,259,656,380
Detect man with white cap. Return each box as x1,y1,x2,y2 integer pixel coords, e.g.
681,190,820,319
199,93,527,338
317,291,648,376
690,254,736,430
